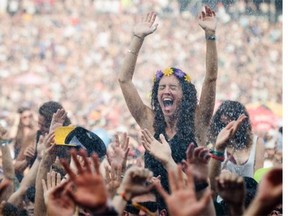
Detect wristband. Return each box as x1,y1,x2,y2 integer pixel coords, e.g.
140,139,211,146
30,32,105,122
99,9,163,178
0,139,12,146
206,35,216,40
209,149,224,157
210,153,225,162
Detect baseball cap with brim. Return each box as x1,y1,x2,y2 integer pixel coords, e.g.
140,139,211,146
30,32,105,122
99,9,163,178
54,126,106,158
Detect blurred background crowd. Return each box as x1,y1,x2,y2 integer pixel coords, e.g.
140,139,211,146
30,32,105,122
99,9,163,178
0,0,283,167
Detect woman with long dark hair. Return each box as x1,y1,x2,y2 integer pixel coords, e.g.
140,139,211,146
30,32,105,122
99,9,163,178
118,7,218,209
208,100,264,177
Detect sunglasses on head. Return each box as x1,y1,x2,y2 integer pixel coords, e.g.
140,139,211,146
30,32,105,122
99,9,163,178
125,201,158,215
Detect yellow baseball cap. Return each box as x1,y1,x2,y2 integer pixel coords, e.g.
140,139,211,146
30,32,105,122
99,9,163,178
54,126,77,146
54,126,107,157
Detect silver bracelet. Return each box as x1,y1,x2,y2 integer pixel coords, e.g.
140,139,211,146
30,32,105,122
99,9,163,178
127,49,137,55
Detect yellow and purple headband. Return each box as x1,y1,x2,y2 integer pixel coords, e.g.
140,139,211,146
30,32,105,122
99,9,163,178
153,67,191,83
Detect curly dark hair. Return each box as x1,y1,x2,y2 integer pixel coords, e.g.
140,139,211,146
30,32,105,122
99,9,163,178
151,67,198,144
38,101,71,127
207,100,252,150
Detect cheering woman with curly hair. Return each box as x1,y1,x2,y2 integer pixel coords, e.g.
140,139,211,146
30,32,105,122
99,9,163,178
118,6,218,207
208,100,264,178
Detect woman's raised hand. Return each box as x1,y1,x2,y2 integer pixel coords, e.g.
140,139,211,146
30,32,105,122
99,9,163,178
133,12,158,38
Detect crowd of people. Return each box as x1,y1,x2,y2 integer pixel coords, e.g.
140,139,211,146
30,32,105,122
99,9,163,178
0,0,283,215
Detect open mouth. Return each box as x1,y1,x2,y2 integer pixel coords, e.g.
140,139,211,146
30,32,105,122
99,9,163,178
163,98,173,107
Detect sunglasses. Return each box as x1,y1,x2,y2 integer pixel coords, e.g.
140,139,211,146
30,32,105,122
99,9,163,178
125,201,158,215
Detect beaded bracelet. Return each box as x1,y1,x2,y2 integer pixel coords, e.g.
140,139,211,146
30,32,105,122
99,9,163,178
209,149,224,157
210,153,225,162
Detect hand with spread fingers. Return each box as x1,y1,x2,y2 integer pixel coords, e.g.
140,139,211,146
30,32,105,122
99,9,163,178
42,171,62,205
45,181,75,216
183,144,211,182
106,132,130,172
215,114,247,152
198,5,217,33
39,131,57,161
141,129,172,167
42,171,74,216
155,165,212,216
105,164,122,198
49,108,67,133
133,11,158,39
61,149,108,211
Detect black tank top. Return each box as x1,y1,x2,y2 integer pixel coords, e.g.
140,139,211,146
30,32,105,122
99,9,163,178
144,133,196,210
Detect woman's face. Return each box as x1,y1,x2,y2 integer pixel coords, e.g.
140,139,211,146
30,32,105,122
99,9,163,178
157,75,183,117
38,114,50,134
20,110,33,127
220,114,232,125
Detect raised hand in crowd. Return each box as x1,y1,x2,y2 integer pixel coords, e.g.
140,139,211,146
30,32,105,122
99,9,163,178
105,163,122,198
155,165,213,216
42,171,62,205
133,11,158,39
61,149,110,214
34,131,56,216
118,11,158,134
141,129,175,170
37,132,56,161
106,132,130,172
42,171,74,216
243,166,282,216
49,108,67,133
23,145,35,164
215,114,247,152
195,5,218,146
215,171,245,216
113,166,154,214
198,5,217,34
209,114,247,196
183,144,211,182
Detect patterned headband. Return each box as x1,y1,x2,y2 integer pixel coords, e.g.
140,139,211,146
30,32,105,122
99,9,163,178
153,67,191,83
